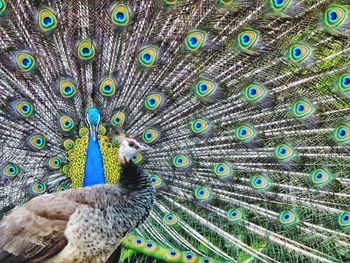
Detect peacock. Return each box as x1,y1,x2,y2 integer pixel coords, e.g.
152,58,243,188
0,0,350,262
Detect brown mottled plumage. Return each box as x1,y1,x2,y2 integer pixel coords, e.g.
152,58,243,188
0,161,154,263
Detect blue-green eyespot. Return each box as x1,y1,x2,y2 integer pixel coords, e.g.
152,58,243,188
273,143,296,162
324,4,348,29
338,211,350,228
163,213,178,225
184,30,207,52
111,3,131,27
141,128,160,144
213,162,233,178
183,251,197,263
16,52,36,72
47,157,62,170
165,249,182,261
59,115,75,132
56,182,70,192
250,175,270,190
27,134,46,150
172,154,191,169
337,73,350,97
332,124,350,144
291,98,314,119
138,46,158,68
77,39,95,61
194,79,218,101
0,0,6,15
310,167,333,187
111,111,127,127
194,186,211,201
144,240,157,253
237,29,260,53
63,139,74,151
131,153,144,165
58,79,76,99
232,124,256,142
279,210,299,226
13,100,34,118
144,93,164,111
149,174,162,188
130,236,145,248
287,43,312,64
29,181,47,196
270,0,292,12
79,127,89,137
227,208,244,223
1,163,19,179
189,118,211,135
242,83,268,103
99,77,117,97
38,8,58,33
98,125,106,136
199,257,214,263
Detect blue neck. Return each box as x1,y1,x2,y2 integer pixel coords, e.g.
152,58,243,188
83,133,105,187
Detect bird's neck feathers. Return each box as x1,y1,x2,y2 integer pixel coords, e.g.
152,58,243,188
118,161,152,194
83,134,105,187
118,156,128,166
118,147,132,163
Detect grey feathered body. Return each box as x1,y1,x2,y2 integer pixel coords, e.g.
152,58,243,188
0,163,154,262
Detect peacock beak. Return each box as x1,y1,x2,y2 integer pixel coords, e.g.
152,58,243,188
139,144,153,152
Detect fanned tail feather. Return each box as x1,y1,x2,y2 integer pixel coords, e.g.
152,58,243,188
1,0,350,262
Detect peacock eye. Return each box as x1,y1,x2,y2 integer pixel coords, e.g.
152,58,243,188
279,210,299,226
58,79,76,99
227,208,244,222
287,43,312,64
110,3,131,28
77,39,95,61
129,142,135,147
237,29,260,53
242,83,268,103
184,30,207,52
0,0,7,15
38,8,58,33
324,5,347,28
165,249,181,261
332,124,350,144
16,52,36,72
138,46,158,68
270,0,292,11
11,99,34,118
291,98,314,119
99,77,117,97
338,211,350,228
250,175,270,190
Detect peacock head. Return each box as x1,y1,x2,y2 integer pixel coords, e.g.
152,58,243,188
113,131,152,165
86,107,101,141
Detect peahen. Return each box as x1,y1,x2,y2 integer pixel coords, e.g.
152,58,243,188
0,0,350,262
0,107,154,262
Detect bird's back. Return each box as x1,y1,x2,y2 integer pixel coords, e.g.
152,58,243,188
0,172,153,263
